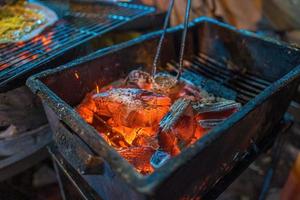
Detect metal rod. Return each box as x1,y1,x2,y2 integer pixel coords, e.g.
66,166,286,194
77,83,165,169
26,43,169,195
152,0,175,76
177,0,192,80
258,125,289,200
52,157,67,200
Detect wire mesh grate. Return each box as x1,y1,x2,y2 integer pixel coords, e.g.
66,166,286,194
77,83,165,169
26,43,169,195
167,53,272,104
0,2,154,87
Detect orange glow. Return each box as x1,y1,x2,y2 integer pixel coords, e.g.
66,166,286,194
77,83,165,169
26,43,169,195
41,34,53,52
31,55,38,60
17,41,25,48
0,63,9,71
75,72,80,79
96,84,100,93
76,71,239,174
32,36,40,43
0,32,54,72
41,35,48,44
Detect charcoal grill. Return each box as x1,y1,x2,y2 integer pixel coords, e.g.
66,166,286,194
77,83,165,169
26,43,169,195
0,1,155,92
27,17,300,199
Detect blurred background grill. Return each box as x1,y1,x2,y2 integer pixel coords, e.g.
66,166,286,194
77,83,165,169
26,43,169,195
0,1,155,91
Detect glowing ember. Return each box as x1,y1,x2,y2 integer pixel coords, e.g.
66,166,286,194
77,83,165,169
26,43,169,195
96,84,100,93
76,70,241,174
118,147,155,173
75,72,80,79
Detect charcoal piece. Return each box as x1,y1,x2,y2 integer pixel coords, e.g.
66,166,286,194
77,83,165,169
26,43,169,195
118,147,155,174
93,114,130,148
192,100,241,114
198,118,226,129
159,98,192,132
92,88,171,128
158,98,196,155
150,150,171,169
181,70,238,100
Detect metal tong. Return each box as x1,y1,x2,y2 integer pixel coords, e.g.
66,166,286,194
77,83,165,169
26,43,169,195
152,0,192,81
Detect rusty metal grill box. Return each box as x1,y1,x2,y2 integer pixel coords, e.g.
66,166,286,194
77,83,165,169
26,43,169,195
27,17,300,199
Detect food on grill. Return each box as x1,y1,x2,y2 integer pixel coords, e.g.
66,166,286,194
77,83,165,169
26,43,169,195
0,1,57,43
76,70,241,174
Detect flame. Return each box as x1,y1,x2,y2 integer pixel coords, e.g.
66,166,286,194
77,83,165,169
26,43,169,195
96,84,100,93
75,72,80,79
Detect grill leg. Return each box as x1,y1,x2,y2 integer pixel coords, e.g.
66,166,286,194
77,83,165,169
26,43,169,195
52,158,67,200
258,116,293,200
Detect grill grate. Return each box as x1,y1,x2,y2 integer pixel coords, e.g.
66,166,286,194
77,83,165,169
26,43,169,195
0,2,154,88
168,53,272,104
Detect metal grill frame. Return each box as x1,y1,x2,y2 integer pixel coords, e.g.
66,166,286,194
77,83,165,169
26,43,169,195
27,17,300,199
0,2,155,91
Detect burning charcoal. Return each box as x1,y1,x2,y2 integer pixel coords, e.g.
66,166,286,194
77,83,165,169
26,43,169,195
150,150,171,169
94,89,171,128
76,93,97,124
76,69,243,174
158,98,196,155
160,98,192,132
194,100,240,130
158,131,180,156
118,147,155,174
93,115,131,148
192,100,241,114
132,134,159,150
111,126,157,146
190,125,208,144
92,88,171,128
198,118,226,129
125,70,154,90
98,127,131,148
110,126,139,145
